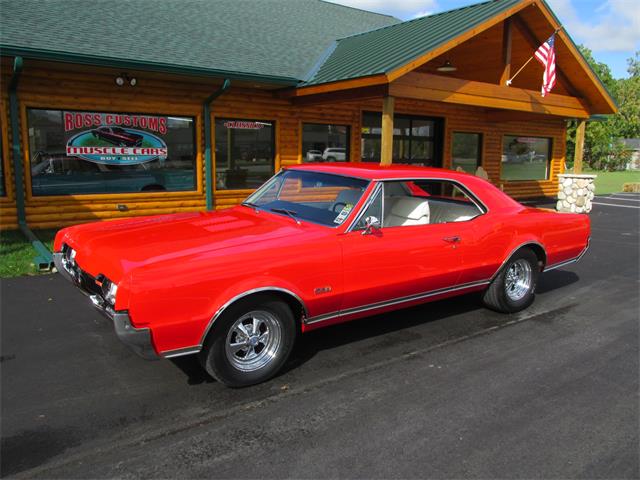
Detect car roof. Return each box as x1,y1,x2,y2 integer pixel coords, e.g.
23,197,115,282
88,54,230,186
288,162,475,181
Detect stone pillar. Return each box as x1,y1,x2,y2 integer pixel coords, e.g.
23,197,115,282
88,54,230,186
556,174,596,213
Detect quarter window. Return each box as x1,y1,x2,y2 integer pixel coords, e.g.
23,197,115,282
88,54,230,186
501,135,552,181
302,123,349,162
215,118,275,190
452,132,482,173
28,109,197,196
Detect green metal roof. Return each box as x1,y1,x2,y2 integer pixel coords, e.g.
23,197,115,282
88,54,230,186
305,0,523,85
0,0,398,84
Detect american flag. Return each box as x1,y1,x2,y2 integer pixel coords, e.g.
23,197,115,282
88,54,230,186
535,34,556,97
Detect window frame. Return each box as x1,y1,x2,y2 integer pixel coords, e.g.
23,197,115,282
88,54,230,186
22,104,203,200
500,134,553,182
214,115,277,192
301,122,351,163
451,131,483,173
347,178,487,232
360,111,444,167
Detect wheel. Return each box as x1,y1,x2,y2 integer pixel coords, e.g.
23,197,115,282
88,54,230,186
199,295,296,387
482,248,539,313
326,156,336,162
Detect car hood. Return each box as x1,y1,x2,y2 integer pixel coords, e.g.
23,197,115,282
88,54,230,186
57,206,313,282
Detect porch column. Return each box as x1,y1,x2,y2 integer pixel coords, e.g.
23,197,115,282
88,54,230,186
500,18,512,86
574,119,586,173
381,96,394,166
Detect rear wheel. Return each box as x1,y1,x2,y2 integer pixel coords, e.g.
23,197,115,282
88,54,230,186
199,295,296,387
483,248,539,313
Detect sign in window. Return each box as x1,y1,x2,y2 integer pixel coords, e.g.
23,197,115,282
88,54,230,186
28,109,197,196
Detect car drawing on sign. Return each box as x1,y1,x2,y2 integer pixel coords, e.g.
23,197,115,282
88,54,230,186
53,164,590,387
322,147,346,161
92,126,144,147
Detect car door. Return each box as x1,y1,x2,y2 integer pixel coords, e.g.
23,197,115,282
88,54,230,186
339,180,479,312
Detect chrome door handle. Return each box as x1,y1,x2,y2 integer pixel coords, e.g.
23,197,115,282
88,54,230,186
442,236,461,243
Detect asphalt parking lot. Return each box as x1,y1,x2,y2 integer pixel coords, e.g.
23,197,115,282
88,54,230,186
1,195,639,479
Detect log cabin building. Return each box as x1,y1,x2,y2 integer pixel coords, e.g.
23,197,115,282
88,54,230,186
0,0,616,231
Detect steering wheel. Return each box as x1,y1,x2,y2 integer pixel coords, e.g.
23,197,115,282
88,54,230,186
332,202,347,213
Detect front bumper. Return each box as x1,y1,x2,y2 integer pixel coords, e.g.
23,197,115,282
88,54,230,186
53,252,158,360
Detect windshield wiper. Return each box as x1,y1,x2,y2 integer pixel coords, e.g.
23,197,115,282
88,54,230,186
241,201,261,211
270,207,301,225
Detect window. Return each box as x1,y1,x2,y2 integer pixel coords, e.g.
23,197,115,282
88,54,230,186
452,132,482,173
215,118,275,190
501,135,552,181
302,123,349,162
28,109,197,196
0,119,5,197
354,179,483,229
244,169,369,227
361,112,442,167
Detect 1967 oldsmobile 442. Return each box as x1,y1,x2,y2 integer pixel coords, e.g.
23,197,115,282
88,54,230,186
53,164,590,387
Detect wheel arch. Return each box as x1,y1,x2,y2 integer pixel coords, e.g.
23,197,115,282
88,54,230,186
198,287,308,347
494,240,547,280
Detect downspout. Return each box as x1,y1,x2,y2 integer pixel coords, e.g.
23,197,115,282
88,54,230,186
203,79,231,210
9,56,53,270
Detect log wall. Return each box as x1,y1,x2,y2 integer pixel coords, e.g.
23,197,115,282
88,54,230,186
0,58,565,230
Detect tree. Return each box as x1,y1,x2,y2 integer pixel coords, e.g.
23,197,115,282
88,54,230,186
566,47,638,171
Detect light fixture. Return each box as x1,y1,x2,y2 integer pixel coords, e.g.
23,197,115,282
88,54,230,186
115,73,138,87
436,60,457,72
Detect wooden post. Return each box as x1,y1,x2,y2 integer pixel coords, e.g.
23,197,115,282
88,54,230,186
574,119,586,173
500,18,512,86
381,96,394,166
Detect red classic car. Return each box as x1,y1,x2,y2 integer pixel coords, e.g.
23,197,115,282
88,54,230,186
53,164,590,387
92,126,144,147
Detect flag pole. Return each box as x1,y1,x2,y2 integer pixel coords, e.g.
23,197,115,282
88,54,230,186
505,25,563,86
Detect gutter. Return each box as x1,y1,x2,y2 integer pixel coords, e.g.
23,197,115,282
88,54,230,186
8,56,53,270
0,45,300,87
203,79,231,210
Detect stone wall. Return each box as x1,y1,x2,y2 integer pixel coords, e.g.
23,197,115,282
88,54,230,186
556,174,596,213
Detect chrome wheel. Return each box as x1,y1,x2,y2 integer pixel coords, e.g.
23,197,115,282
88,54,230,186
225,310,282,372
505,259,533,301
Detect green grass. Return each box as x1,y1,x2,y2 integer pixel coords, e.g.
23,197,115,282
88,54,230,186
567,168,640,195
0,229,58,278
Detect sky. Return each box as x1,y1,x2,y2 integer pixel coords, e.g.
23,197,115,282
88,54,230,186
325,0,639,79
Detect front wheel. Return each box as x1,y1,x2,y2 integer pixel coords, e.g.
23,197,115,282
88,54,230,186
483,248,539,313
199,295,296,387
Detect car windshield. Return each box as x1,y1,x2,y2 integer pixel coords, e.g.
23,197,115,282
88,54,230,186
243,170,369,227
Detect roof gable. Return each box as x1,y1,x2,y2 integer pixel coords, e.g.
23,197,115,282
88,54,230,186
305,0,523,85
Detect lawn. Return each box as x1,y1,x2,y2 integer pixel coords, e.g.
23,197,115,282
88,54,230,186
0,229,58,278
568,168,640,195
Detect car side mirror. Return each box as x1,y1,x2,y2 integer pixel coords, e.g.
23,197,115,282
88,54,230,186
362,216,381,235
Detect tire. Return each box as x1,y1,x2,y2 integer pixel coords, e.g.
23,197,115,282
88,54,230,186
326,156,336,162
199,295,296,387
483,248,539,313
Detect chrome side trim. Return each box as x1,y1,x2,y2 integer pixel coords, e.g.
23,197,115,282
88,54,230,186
543,238,590,272
198,286,309,347
161,346,202,358
490,240,547,281
304,279,491,326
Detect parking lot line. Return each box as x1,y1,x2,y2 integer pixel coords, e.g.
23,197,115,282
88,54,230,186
605,196,640,202
592,201,640,209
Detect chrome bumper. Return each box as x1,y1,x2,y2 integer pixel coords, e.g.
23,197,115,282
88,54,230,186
53,252,158,360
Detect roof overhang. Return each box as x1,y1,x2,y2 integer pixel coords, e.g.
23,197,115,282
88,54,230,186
0,45,301,87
